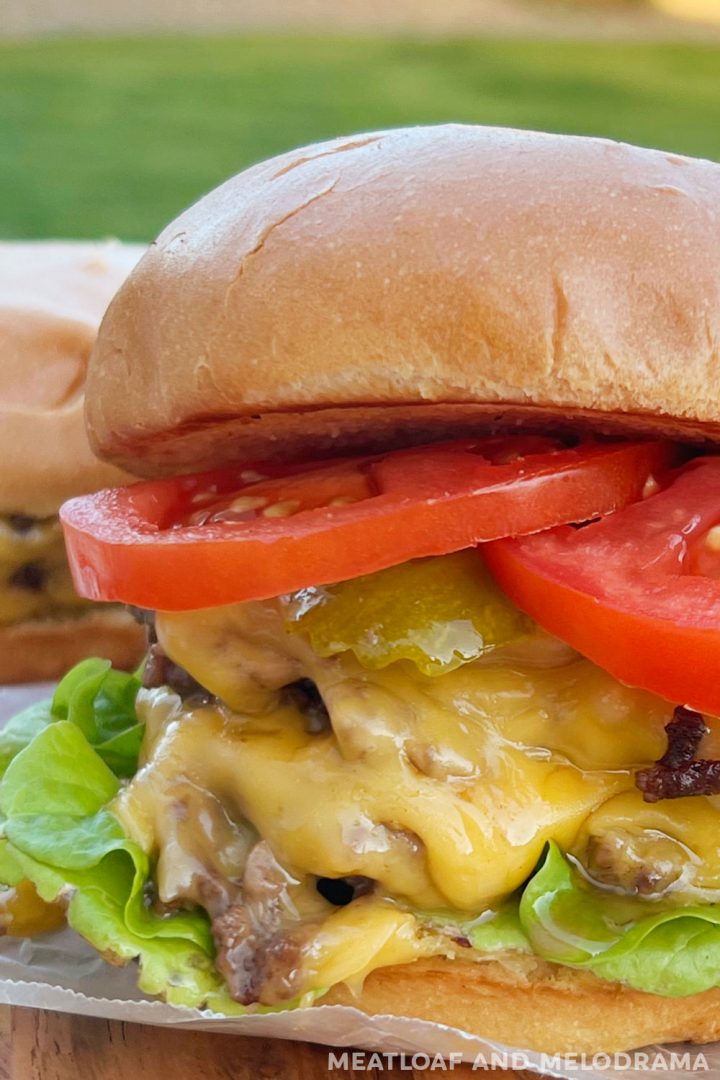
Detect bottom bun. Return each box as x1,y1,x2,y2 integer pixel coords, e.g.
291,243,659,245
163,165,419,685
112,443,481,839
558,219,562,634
0,608,145,683
324,955,720,1054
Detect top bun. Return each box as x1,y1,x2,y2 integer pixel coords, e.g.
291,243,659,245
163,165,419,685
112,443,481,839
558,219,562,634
87,126,720,477
0,240,144,515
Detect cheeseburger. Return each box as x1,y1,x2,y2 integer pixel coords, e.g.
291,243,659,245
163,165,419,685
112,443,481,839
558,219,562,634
3,127,720,1054
0,241,145,681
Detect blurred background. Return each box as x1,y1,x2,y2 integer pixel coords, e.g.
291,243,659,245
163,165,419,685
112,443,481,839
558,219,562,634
2,0,720,241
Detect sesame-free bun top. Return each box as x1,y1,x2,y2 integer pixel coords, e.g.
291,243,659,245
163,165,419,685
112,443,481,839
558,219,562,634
0,240,143,515
87,125,720,477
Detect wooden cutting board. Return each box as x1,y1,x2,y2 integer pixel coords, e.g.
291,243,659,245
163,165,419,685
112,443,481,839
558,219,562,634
0,1006,527,1078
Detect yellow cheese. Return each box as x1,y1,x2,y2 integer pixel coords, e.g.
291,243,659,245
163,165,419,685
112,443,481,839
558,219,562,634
108,584,720,1002
127,604,671,908
303,900,441,994
574,787,720,900
107,592,720,1000
0,516,88,625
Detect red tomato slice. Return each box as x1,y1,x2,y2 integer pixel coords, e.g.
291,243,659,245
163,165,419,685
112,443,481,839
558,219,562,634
61,438,673,611
484,457,720,716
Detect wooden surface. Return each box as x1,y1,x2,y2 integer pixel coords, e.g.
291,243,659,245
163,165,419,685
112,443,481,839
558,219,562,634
0,1007,526,1079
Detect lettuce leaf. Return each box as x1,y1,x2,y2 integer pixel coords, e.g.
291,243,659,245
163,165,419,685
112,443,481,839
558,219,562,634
5,661,720,1007
421,899,530,953
51,658,144,778
0,718,247,1010
520,842,720,997
0,664,324,1013
0,658,143,781
0,701,53,776
469,902,530,953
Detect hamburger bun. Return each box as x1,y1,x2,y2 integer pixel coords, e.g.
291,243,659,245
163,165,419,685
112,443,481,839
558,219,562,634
87,124,720,477
0,240,143,516
82,127,720,1050
0,608,145,684
0,241,146,681
327,956,720,1054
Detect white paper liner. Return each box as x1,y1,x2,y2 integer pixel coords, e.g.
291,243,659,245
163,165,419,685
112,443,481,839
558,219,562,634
0,685,717,1076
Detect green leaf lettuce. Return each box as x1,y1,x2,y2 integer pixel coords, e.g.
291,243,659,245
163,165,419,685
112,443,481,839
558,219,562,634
3,659,720,1008
0,719,240,1009
0,658,144,781
520,842,720,997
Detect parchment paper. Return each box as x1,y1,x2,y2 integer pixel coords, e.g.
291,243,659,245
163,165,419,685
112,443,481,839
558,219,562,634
0,685,716,1077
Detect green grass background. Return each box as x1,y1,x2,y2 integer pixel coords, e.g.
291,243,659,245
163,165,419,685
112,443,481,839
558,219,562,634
3,34,720,240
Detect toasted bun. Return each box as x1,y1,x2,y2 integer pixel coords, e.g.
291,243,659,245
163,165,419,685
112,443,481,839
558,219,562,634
0,608,145,684
0,241,143,515
325,956,720,1054
87,124,720,476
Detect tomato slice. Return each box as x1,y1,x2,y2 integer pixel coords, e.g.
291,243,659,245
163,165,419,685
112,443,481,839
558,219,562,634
61,437,672,611
484,457,720,715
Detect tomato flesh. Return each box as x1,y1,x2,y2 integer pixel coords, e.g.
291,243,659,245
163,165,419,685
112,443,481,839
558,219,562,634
61,437,673,611
484,457,720,715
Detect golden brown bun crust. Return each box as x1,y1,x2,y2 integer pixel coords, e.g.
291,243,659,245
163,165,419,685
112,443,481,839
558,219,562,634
0,241,143,514
88,125,720,476
324,956,720,1055
0,608,145,684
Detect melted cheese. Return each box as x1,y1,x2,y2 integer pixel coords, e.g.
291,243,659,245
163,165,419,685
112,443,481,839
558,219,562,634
107,598,720,999
0,516,88,624
304,900,441,993
110,600,720,999
575,789,720,900
0,879,65,936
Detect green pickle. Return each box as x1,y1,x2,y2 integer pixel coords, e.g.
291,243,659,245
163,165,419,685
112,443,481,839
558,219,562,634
282,550,533,676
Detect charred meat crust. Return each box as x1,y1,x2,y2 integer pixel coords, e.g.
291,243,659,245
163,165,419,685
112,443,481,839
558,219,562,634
637,759,720,802
636,706,720,801
211,842,307,1006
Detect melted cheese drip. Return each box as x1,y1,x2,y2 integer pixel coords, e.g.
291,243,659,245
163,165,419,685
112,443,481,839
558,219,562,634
0,516,88,625
108,600,720,998
0,879,65,936
575,789,720,900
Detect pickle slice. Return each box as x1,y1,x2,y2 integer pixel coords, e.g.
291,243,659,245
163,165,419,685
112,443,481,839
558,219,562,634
283,551,533,676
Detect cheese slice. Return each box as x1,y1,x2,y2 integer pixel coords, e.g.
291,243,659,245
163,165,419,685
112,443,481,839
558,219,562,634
110,598,720,1000
0,516,88,624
